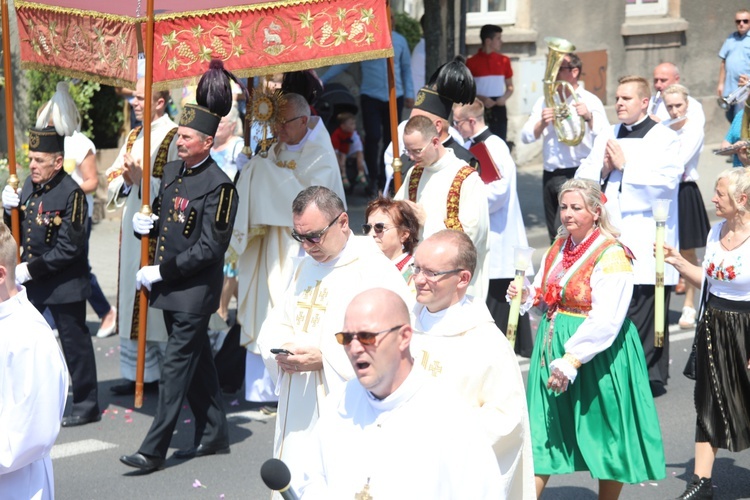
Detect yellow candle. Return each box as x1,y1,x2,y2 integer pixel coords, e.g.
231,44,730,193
506,271,524,348
654,221,665,347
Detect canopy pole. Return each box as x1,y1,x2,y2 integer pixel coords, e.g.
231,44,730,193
385,1,402,193
1,0,19,260
135,0,155,409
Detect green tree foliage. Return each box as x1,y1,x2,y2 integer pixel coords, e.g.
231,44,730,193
26,71,123,148
394,12,422,53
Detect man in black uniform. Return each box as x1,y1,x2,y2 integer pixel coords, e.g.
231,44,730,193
2,126,100,427
119,61,240,473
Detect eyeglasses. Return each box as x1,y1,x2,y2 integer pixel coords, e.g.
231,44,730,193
278,115,305,127
452,118,470,127
558,66,575,71
291,212,343,244
737,19,750,24
335,324,405,346
402,144,430,157
409,263,464,281
362,222,394,235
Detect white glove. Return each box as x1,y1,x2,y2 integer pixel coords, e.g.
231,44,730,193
2,185,20,211
132,212,158,235
15,262,31,285
135,265,162,291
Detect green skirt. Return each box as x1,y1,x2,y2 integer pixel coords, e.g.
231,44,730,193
527,311,666,483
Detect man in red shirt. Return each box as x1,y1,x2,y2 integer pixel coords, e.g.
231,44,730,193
466,25,514,142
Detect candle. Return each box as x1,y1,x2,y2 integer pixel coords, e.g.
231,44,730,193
652,199,670,347
507,247,534,347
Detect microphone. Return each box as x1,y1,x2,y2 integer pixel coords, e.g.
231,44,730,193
260,458,299,500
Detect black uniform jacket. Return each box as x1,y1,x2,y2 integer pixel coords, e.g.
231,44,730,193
146,157,238,315
4,169,90,305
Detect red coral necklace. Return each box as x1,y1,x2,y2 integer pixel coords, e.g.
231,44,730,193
562,228,600,269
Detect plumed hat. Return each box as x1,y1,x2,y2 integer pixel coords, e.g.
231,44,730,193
181,59,249,136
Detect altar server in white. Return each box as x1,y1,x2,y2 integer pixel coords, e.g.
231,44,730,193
231,93,345,403
0,222,68,500
394,115,489,300
299,287,503,499
576,75,682,394
257,186,412,494
408,230,535,499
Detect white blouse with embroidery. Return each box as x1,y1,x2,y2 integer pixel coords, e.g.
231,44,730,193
704,221,750,301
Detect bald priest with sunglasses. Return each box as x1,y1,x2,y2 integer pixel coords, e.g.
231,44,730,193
299,288,503,499
408,230,535,499
257,186,412,494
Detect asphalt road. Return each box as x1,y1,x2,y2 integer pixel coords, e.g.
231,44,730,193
51,143,750,499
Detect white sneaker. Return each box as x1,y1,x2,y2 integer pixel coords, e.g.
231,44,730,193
679,306,696,329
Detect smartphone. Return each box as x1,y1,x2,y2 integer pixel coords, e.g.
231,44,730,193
270,348,293,355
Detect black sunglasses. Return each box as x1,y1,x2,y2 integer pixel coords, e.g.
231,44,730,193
362,222,393,235
335,325,404,346
291,213,343,244
737,19,750,24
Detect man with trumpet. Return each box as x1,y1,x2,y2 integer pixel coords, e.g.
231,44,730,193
650,62,705,128
521,50,608,243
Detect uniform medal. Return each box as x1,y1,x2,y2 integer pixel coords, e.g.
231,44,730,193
174,197,189,223
36,201,44,225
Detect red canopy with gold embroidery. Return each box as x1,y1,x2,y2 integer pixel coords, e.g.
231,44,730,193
16,0,393,88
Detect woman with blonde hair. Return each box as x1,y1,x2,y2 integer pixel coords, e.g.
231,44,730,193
662,84,711,329
509,178,665,498
665,168,750,500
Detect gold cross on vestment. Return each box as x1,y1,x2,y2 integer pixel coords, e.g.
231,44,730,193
354,482,372,500
295,280,328,332
419,351,443,377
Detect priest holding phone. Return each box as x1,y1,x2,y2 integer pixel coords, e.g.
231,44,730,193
257,186,412,496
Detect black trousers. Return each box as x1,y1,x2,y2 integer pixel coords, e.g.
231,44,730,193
628,284,673,386
361,94,404,192
37,301,99,418
139,310,228,458
542,167,579,243
486,104,508,142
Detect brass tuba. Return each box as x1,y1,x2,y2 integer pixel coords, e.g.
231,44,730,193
543,37,585,146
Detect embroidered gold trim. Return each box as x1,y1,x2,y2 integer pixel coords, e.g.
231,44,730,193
16,1,140,23
154,0,339,21
563,353,582,369
444,166,474,231
20,61,137,88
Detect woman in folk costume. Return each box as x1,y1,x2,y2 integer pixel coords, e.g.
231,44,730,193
664,168,750,500
508,178,665,498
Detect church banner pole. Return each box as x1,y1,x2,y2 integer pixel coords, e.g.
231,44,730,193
135,0,155,409
385,0,402,193
1,0,20,260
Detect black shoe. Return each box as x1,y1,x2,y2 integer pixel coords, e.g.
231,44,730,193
110,381,158,396
62,413,102,427
676,475,713,499
120,452,165,473
173,442,230,459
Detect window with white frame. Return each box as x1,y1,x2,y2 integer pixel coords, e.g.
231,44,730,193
626,0,668,17
467,0,517,27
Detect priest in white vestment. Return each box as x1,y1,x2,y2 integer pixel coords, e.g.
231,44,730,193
576,76,682,391
299,288,503,499
0,224,68,500
231,93,345,403
257,187,412,494
407,230,535,499
394,115,490,301
106,79,178,392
